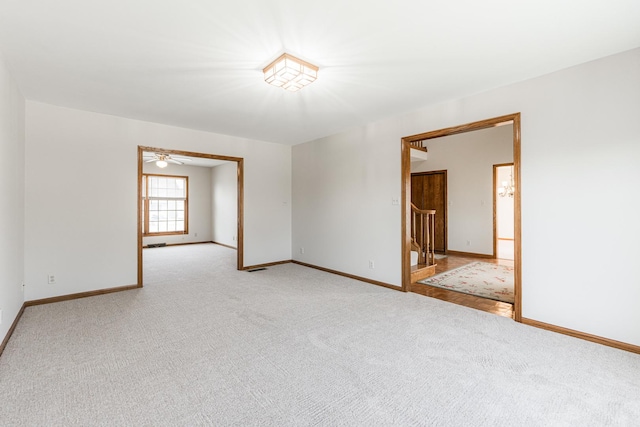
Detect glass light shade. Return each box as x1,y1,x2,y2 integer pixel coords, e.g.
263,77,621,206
263,53,318,92
156,160,168,168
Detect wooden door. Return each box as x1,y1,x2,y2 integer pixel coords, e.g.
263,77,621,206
411,171,447,253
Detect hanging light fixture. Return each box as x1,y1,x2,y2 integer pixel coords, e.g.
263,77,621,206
155,155,168,168
263,53,318,92
498,167,515,198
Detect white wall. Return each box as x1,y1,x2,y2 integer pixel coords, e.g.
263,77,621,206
211,162,238,248
142,163,212,246
25,102,291,300
412,125,513,255
0,53,25,343
292,48,640,347
293,122,402,285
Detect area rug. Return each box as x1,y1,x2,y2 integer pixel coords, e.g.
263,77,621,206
418,261,514,303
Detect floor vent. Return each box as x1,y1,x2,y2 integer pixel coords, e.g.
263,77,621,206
147,243,167,248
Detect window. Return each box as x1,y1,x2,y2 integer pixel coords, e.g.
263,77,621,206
142,174,188,235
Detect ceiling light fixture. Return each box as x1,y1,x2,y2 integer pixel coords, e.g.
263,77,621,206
498,167,515,198
156,159,168,168
263,53,318,92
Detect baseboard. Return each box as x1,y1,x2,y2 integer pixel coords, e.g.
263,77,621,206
0,303,26,358
242,260,292,270
292,260,402,291
212,241,237,250
25,284,141,307
143,241,214,248
446,250,494,259
521,317,640,355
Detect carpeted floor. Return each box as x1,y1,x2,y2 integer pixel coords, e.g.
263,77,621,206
1,243,639,425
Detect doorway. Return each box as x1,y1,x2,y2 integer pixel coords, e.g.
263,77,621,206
401,113,522,321
494,163,515,261
411,170,447,253
137,146,244,286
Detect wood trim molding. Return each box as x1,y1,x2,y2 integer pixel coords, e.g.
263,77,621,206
446,250,495,259
401,139,411,292
0,303,26,358
293,260,402,291
512,116,522,322
401,113,522,321
237,158,244,270
137,147,143,287
522,317,640,355
402,114,518,142
242,260,292,270
25,284,141,307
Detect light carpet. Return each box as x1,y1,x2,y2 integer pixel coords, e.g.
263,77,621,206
419,261,514,303
1,244,639,426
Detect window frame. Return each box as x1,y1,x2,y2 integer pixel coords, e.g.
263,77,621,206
142,173,189,237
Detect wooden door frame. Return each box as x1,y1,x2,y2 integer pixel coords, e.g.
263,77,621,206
411,170,448,254
493,163,514,259
401,113,522,322
137,146,245,287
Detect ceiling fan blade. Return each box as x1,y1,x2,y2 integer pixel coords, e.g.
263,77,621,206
171,157,192,162
144,159,157,163
167,159,183,165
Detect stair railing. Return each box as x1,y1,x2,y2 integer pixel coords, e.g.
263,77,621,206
411,203,436,266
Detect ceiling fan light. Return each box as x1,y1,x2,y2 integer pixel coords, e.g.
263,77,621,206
156,160,168,168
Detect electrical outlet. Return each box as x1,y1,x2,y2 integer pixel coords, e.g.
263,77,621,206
48,274,56,284
369,260,375,269
300,247,305,254
21,282,25,293
232,235,236,241
194,232,198,237
466,240,471,246
391,198,399,205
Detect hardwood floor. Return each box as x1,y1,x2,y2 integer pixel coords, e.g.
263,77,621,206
410,254,514,318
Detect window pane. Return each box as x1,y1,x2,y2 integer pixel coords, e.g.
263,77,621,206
144,175,187,235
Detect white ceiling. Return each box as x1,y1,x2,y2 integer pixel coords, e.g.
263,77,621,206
0,0,638,145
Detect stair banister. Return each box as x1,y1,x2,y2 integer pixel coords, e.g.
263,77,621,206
410,203,436,267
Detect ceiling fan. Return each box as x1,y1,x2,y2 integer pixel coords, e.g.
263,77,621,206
143,153,192,168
